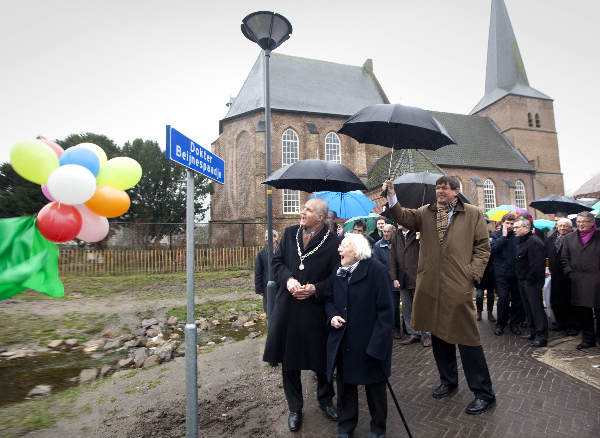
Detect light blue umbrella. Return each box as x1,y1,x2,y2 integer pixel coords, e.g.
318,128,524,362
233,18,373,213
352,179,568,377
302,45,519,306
533,219,555,231
310,190,376,219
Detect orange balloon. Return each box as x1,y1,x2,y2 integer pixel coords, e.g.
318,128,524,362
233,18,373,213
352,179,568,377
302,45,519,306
85,185,130,218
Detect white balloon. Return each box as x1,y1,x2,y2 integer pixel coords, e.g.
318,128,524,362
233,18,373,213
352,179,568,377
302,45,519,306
47,164,97,205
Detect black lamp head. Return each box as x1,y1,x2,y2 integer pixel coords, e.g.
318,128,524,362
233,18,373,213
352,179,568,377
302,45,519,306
241,11,292,51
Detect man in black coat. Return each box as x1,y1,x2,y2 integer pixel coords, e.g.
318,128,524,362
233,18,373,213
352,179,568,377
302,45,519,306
514,218,548,347
545,218,577,335
254,229,279,319
368,217,386,243
490,213,525,336
263,198,340,431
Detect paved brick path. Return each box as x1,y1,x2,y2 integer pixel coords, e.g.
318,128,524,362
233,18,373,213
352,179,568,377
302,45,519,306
285,314,600,438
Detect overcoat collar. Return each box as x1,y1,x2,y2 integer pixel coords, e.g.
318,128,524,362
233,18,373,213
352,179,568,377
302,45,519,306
348,259,369,285
426,196,465,213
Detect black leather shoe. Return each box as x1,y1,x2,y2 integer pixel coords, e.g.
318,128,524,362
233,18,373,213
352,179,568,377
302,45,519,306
320,403,338,421
530,339,547,347
494,327,504,336
432,383,458,399
576,342,595,350
465,397,495,415
288,412,302,431
510,325,522,335
520,334,534,340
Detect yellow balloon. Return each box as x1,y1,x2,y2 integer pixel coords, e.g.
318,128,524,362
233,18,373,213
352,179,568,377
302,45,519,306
10,140,59,184
77,143,107,167
96,157,142,190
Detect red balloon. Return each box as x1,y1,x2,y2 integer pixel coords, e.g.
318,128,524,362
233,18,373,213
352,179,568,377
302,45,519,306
38,137,64,158
36,202,82,243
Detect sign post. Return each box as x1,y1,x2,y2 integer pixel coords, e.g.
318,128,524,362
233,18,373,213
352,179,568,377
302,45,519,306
165,125,224,438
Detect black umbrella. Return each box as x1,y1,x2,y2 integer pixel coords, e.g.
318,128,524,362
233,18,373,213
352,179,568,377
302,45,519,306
262,159,366,193
393,171,470,208
338,103,455,189
529,194,592,215
339,104,455,149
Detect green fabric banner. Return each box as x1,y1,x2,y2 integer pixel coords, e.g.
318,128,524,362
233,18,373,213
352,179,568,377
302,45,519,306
0,216,64,300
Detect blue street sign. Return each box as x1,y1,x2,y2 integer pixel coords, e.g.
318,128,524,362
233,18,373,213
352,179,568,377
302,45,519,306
165,125,225,184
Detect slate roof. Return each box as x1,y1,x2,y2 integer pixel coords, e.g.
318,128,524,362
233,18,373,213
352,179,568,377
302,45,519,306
470,0,551,114
221,53,389,128
367,149,443,189
367,111,535,189
573,173,600,198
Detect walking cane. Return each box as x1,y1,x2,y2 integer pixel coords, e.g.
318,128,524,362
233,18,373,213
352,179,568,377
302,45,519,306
380,364,414,438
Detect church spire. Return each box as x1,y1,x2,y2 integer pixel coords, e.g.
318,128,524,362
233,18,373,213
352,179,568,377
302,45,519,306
470,0,550,114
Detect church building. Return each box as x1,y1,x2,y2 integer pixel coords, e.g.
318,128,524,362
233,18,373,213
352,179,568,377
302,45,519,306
210,0,564,246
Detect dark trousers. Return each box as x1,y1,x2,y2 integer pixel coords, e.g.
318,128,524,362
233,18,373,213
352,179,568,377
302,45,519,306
495,276,524,329
549,281,577,330
575,306,598,346
392,290,401,334
476,288,495,312
518,280,548,342
282,368,335,413
336,355,387,435
431,335,495,401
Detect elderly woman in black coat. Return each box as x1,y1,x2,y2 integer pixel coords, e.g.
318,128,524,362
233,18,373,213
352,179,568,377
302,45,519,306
325,233,394,438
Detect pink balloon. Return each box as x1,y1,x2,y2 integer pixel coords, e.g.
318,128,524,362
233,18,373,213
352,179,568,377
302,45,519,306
74,205,109,242
38,138,64,158
41,184,55,202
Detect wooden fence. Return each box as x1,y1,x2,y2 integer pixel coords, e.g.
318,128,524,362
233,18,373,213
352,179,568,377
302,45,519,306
58,247,262,275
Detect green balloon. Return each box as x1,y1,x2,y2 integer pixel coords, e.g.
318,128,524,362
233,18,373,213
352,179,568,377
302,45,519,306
10,140,60,184
96,157,142,190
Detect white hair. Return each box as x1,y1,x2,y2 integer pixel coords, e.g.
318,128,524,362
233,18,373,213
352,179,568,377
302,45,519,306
341,233,372,260
556,218,572,227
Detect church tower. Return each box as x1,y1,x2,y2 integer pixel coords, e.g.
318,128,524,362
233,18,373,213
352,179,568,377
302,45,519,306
471,0,564,196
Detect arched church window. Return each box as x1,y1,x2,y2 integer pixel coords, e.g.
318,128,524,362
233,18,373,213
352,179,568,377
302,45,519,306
325,132,341,163
282,128,300,214
483,179,496,211
282,128,299,165
535,113,541,128
515,180,527,209
527,113,533,127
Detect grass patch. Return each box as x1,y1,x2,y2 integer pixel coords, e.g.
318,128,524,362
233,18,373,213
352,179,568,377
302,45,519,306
0,311,117,347
165,298,262,322
0,384,89,435
120,370,139,379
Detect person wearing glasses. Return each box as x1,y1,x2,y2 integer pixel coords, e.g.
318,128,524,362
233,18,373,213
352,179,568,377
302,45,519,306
560,211,600,350
382,176,495,415
512,218,548,347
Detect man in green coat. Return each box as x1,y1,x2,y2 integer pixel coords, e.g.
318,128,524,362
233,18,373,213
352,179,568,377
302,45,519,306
383,176,495,415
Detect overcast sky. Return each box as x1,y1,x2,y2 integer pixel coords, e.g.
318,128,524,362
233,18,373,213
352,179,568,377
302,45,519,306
1,0,598,194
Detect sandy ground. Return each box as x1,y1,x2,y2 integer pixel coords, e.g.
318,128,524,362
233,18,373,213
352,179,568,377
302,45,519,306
25,337,295,438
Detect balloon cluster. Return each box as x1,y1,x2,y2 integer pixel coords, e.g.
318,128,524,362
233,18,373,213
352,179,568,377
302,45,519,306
10,139,142,243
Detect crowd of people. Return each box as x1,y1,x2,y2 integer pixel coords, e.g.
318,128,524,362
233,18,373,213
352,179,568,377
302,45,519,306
253,177,599,437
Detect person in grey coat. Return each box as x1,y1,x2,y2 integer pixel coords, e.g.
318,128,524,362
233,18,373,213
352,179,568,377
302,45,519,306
560,211,600,349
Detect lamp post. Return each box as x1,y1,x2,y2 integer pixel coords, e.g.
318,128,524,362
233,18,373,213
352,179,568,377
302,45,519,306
241,11,292,320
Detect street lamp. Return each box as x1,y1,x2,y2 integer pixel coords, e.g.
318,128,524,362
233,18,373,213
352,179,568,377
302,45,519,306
241,11,292,320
